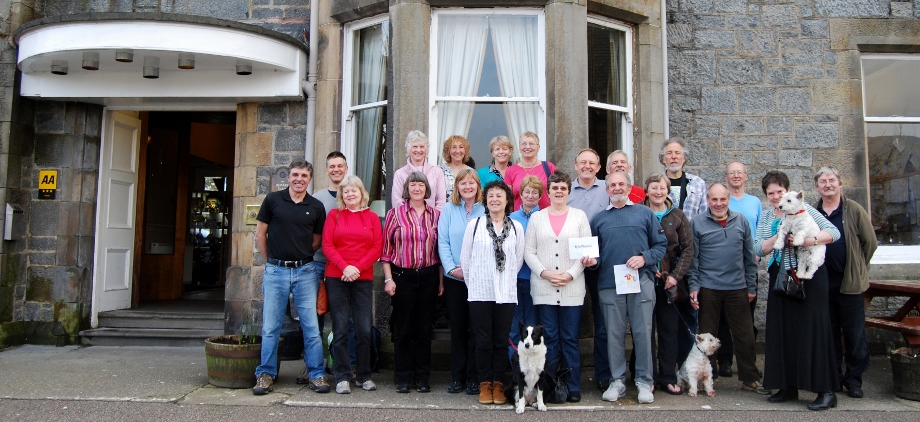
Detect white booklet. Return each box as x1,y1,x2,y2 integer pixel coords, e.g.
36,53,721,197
614,264,641,295
568,236,599,259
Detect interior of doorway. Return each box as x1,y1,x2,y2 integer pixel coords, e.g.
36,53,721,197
133,111,236,305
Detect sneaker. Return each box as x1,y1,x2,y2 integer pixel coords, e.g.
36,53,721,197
335,380,351,394
602,379,626,402
253,373,273,395
309,376,331,393
637,382,654,404
359,380,377,391
296,367,310,384
741,380,771,395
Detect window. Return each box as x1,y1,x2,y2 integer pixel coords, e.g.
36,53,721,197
342,16,388,201
587,17,633,180
861,55,920,247
429,9,546,168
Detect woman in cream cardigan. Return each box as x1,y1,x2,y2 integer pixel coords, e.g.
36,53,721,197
524,171,595,402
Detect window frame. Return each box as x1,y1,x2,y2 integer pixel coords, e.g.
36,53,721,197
428,7,547,164
341,14,389,172
586,15,635,175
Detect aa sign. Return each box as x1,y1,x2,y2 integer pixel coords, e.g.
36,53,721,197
39,170,58,199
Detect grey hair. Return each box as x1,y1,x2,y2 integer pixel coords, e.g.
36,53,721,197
813,166,842,186
606,150,628,168
404,130,430,156
605,172,632,187
658,137,688,164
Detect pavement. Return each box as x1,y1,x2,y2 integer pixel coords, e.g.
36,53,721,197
1,345,919,414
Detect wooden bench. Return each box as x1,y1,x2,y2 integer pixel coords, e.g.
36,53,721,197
865,280,920,347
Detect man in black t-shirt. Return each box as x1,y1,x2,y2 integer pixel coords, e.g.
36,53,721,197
252,160,328,395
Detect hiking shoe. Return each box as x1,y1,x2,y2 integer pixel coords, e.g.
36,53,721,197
309,376,331,393
359,380,377,391
602,379,626,402
335,380,351,394
479,381,493,404
253,373,273,395
637,382,654,404
296,367,310,384
492,381,507,405
741,380,770,395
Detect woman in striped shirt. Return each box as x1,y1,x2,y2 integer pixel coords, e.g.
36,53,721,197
381,171,443,394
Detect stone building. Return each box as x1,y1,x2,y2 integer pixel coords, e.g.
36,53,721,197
0,1,917,350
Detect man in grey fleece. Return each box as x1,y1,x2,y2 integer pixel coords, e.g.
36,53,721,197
591,172,667,404
688,184,767,394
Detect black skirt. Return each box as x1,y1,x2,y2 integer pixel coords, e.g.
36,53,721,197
762,263,839,392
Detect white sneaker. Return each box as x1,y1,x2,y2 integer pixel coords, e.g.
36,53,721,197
336,380,351,394
602,379,626,402
360,380,377,391
637,382,654,404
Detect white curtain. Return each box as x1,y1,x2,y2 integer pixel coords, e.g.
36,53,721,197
436,15,490,159
491,15,540,161
353,22,388,197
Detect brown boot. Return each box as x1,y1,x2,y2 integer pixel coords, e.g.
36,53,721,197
492,381,507,405
478,381,493,404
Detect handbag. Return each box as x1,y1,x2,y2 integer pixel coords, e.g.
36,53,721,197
317,280,329,315
772,247,805,301
663,271,690,303
544,362,572,404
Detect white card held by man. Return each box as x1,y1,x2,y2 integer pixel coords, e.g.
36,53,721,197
614,264,641,294
568,236,599,259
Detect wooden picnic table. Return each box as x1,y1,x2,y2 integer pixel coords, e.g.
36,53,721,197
864,280,920,347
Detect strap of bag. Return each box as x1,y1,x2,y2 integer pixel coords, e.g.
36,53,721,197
541,160,551,180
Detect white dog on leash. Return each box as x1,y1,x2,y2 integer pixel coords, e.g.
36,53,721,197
773,191,826,279
677,333,721,397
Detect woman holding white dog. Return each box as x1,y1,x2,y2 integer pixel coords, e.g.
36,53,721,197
460,181,525,405
755,170,840,411
524,171,594,403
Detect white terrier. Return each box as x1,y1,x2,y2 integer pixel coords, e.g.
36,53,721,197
677,333,721,397
773,191,826,279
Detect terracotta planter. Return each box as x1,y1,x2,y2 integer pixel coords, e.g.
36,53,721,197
204,335,262,389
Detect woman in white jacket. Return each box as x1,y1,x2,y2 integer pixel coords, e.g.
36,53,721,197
460,180,525,406
524,171,595,402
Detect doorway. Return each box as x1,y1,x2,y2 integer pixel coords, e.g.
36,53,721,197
134,111,236,303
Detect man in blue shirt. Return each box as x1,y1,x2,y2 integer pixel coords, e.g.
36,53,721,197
717,162,762,378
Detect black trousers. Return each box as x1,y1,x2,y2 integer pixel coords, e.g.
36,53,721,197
698,288,760,383
828,272,870,389
326,277,373,384
653,283,680,386
444,277,477,384
469,301,515,383
717,294,758,366
390,265,440,385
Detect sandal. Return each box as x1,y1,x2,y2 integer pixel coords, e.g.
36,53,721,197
666,384,683,395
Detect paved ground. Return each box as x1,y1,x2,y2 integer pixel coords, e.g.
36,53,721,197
1,345,918,418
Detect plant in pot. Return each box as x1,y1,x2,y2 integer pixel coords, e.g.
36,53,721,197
205,313,263,389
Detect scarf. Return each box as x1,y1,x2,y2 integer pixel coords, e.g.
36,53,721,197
486,216,512,272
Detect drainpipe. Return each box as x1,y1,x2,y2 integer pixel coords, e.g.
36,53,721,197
303,0,319,189
661,0,669,140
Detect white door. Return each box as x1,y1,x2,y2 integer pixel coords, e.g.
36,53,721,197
91,111,141,326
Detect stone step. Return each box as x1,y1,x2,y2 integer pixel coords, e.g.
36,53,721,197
98,310,224,330
79,327,223,347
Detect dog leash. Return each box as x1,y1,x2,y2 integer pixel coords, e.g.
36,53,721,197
665,286,699,343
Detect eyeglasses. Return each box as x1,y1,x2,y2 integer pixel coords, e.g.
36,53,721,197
549,186,568,191
727,171,746,176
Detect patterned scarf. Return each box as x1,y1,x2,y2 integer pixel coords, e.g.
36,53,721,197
486,216,512,272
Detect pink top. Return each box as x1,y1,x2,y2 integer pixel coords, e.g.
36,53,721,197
548,210,568,237
505,161,556,210
322,208,383,280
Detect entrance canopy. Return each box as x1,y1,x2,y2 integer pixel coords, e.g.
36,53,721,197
14,14,308,110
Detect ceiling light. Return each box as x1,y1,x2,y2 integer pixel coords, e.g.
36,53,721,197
236,60,252,75
143,56,159,79
51,60,68,75
115,49,134,63
82,52,99,71
178,53,195,70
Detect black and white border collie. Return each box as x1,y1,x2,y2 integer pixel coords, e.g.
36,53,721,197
511,323,548,413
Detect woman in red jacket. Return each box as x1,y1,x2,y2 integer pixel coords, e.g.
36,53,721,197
322,175,383,394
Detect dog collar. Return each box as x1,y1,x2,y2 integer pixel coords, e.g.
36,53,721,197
787,209,807,215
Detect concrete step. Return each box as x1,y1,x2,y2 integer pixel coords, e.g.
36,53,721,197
97,310,224,330
79,327,223,347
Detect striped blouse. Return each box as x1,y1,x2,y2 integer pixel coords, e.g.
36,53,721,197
381,202,441,269
754,204,840,270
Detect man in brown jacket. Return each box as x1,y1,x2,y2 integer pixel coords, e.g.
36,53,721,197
814,167,878,399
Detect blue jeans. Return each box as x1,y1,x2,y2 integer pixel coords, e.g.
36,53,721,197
509,278,537,359
257,262,324,380
537,304,583,391
585,267,610,382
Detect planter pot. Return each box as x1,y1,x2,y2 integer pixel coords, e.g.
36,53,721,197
891,347,920,401
205,335,262,389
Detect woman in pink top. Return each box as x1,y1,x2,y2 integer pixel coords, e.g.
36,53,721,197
322,175,383,394
523,171,594,402
505,131,555,210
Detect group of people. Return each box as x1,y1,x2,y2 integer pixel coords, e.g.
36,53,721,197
251,131,878,412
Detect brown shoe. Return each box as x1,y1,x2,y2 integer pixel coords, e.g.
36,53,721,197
478,381,493,404
492,381,507,405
